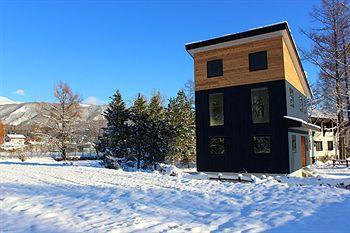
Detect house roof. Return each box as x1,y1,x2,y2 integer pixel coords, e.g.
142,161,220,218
185,22,312,97
310,108,337,120
284,116,321,132
7,134,26,139
186,22,289,50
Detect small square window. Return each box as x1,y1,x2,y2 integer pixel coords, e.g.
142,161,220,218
207,59,223,78
292,135,297,153
209,93,224,126
209,137,225,155
253,136,271,154
249,51,268,71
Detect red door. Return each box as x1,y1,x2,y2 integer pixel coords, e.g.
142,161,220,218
301,136,307,167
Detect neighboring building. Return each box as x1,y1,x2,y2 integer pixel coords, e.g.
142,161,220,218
26,137,39,145
5,134,26,146
185,22,320,175
0,120,4,144
310,113,339,160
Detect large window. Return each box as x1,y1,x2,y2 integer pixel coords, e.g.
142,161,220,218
327,141,334,151
209,93,224,126
253,136,271,154
292,135,297,153
209,137,225,155
289,88,295,107
251,87,270,123
207,59,223,78
315,141,323,151
249,51,268,71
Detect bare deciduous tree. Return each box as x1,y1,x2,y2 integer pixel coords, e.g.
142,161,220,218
183,79,195,107
40,81,82,160
301,0,350,158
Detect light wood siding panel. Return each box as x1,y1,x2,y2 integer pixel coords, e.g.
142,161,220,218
282,38,305,95
194,36,285,91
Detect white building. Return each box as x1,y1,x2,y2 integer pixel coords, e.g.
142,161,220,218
5,134,26,146
310,114,339,160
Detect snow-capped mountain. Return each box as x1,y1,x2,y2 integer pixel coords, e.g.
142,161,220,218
0,98,106,126
0,96,19,105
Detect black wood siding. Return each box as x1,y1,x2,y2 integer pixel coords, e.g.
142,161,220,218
195,80,289,174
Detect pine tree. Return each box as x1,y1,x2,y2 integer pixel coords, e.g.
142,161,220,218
147,91,173,168
167,90,196,167
97,90,130,159
130,94,151,169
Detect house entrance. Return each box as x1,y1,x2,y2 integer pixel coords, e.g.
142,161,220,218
301,136,307,167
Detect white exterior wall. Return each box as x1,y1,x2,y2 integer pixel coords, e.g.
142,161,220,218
285,81,308,121
311,130,338,159
285,81,310,172
288,131,310,173
5,136,26,145
9,138,25,145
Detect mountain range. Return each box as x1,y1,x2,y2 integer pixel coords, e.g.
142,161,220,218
0,96,106,127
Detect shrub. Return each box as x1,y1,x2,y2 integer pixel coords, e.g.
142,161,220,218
18,153,27,162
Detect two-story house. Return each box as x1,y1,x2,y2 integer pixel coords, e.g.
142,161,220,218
185,22,320,175
310,110,339,160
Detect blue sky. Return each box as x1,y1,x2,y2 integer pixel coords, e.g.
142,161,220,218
0,0,320,105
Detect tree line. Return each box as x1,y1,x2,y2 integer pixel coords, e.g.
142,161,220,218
34,81,196,167
96,89,196,169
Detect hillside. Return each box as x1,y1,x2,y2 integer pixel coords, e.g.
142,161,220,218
0,97,106,127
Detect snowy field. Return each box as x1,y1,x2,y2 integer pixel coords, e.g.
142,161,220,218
1,158,350,233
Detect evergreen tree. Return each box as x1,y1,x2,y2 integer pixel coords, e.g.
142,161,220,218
97,90,130,159
167,90,196,167
149,91,165,120
147,91,173,168
130,94,151,169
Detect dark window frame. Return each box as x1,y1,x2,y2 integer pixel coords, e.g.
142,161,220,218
315,141,323,151
252,135,271,155
327,141,334,151
209,137,225,155
304,99,308,114
289,88,295,108
207,59,223,78
299,95,303,112
249,51,268,71
251,87,270,124
208,92,224,127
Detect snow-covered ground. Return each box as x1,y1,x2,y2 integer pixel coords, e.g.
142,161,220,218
0,158,349,233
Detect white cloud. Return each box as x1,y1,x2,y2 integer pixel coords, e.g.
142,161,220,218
84,96,101,105
14,89,25,96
